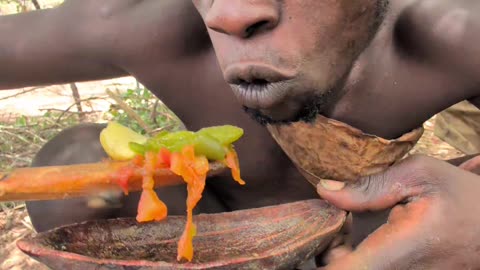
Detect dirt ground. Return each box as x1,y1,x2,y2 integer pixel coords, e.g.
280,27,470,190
0,79,466,270
0,77,138,121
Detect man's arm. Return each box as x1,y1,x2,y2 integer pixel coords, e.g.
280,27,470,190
0,0,209,89
0,1,126,89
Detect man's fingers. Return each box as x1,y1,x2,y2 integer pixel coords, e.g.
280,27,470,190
459,155,480,175
317,155,438,212
323,225,412,270
323,200,430,270
320,245,352,266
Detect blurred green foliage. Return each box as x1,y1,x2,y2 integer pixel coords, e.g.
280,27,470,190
105,88,184,135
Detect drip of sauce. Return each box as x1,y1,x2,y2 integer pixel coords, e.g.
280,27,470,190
114,145,244,262
224,147,245,185
136,152,168,222
170,146,208,261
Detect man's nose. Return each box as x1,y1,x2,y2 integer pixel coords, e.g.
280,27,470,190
205,0,280,39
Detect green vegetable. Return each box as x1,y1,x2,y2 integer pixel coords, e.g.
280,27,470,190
129,142,147,155
143,131,196,153
197,125,244,145
152,130,169,139
127,125,244,161
194,133,226,160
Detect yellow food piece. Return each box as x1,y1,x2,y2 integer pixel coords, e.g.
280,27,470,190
99,122,147,161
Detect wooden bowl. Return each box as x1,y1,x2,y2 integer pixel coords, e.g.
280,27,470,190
17,199,346,270
267,115,424,185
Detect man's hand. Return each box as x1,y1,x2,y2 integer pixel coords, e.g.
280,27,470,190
460,155,480,175
317,155,480,270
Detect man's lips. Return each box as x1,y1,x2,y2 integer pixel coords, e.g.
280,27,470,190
231,81,295,110
224,63,297,109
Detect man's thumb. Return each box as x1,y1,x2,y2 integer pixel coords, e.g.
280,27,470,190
316,156,431,212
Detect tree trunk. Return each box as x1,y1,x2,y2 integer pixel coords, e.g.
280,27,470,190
70,83,86,122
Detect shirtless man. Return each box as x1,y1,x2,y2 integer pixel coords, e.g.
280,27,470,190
1,1,480,269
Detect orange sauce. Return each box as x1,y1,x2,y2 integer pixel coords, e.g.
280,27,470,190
115,145,243,262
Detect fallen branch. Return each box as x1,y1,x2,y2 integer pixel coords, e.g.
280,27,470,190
0,127,46,143
0,129,31,145
38,96,105,123
106,89,153,134
0,87,42,101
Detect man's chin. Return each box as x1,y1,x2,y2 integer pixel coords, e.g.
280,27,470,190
243,106,282,126
242,92,334,126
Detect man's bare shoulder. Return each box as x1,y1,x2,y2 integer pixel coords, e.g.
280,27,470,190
393,0,476,61
390,0,480,94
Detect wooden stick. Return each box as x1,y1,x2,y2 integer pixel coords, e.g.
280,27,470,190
0,161,225,202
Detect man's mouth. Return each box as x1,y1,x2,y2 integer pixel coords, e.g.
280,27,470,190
224,63,338,125
224,63,296,110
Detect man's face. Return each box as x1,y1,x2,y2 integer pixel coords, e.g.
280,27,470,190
193,0,387,124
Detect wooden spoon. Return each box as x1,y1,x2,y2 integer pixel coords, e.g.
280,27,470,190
0,161,226,202
17,199,346,270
